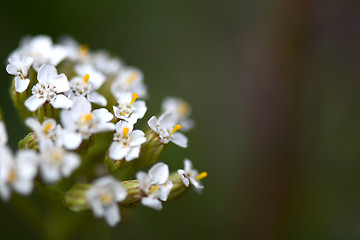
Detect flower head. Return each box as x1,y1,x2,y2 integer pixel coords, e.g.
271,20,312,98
24,64,72,111
25,118,63,149
113,92,147,124
86,176,127,227
136,162,173,210
109,121,146,161
177,159,207,193
111,67,147,99
38,143,80,184
0,146,38,201
148,112,188,148
161,97,194,132
60,96,115,150
6,54,34,93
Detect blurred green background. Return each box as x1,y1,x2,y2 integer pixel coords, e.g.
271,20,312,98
1,0,360,239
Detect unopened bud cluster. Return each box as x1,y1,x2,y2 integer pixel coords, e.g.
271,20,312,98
1,35,207,227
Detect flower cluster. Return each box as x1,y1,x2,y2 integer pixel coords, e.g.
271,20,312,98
2,35,207,227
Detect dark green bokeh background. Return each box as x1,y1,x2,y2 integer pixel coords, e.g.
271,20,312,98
1,0,360,239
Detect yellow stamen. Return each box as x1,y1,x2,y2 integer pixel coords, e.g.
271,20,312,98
196,172,208,181
171,124,182,134
122,127,129,137
83,74,89,84
177,102,189,116
100,194,114,204
130,93,139,105
7,170,17,183
44,122,53,134
126,72,138,85
79,44,89,57
80,113,93,123
150,185,160,193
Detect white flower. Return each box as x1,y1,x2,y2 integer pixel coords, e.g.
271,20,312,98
60,96,115,150
86,176,127,227
161,97,194,132
177,159,207,193
136,162,173,210
25,117,63,149
111,67,147,99
6,54,34,93
89,50,122,75
67,64,107,106
24,64,72,111
0,146,38,201
15,35,68,71
58,36,88,61
0,121,8,146
113,92,147,124
109,121,146,161
38,143,80,184
148,112,188,148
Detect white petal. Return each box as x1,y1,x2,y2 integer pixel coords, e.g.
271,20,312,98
149,162,169,184
13,179,33,195
93,108,113,123
96,122,116,133
62,131,83,150
158,112,177,128
0,121,8,145
141,197,162,210
51,95,73,109
109,143,129,160
52,73,70,93
125,146,140,161
24,95,46,111
62,153,80,177
133,100,147,119
189,177,204,190
37,64,58,83
41,164,61,184
87,92,107,106
16,150,38,179
0,183,11,201
14,77,30,93
129,130,146,147
115,121,133,133
136,172,151,190
171,132,188,148
159,180,173,201
147,116,158,132
104,204,120,227
184,159,193,173
6,64,18,75
71,96,92,115
177,170,190,187
25,118,42,133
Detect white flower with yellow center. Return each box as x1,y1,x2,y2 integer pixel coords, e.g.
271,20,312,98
24,64,72,111
86,176,128,227
38,143,80,184
111,67,147,99
148,112,188,148
89,50,122,75
177,159,207,193
13,35,68,71
67,64,107,106
109,121,146,161
113,92,147,124
25,118,63,148
0,146,38,201
6,54,34,93
161,97,194,132
136,162,173,210
60,96,115,150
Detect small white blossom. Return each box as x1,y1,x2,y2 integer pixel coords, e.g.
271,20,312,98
13,35,68,71
25,118,63,148
0,146,38,201
0,121,8,146
148,112,188,148
109,121,146,161
86,176,127,227
111,67,147,99
161,97,194,132
60,96,115,150
89,50,122,75
67,64,107,106
113,92,147,124
136,162,173,210
24,64,72,111
6,54,34,93
38,142,80,184
177,159,207,193
58,36,88,61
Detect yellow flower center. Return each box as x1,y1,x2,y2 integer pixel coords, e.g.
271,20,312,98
130,93,139,105
43,122,53,134
177,102,189,116
171,124,182,134
7,169,17,183
100,193,114,204
79,44,89,58
80,113,94,123
196,172,208,181
83,74,90,84
150,184,160,194
122,127,130,137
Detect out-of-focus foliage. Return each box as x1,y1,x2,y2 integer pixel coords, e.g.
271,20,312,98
1,0,360,239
